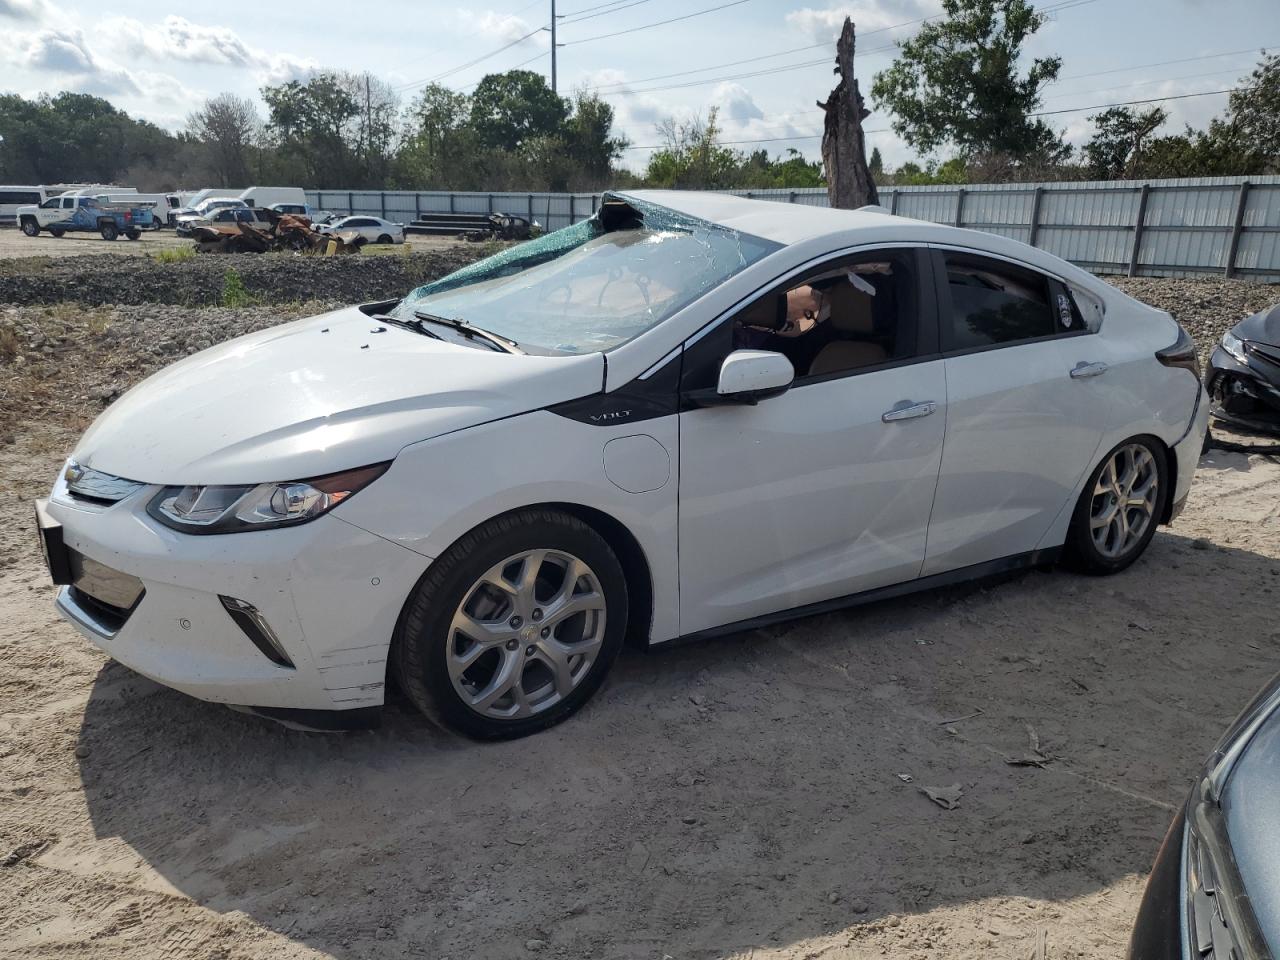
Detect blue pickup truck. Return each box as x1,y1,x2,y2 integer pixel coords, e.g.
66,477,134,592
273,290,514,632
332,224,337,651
16,194,154,240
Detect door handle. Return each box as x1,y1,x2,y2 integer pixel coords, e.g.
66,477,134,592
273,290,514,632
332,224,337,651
1069,361,1108,379
882,400,937,423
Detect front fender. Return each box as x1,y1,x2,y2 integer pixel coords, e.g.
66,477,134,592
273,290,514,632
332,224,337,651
333,410,682,644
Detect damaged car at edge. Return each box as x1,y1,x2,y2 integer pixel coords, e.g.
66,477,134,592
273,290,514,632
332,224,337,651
1207,302,1280,436
35,190,1209,740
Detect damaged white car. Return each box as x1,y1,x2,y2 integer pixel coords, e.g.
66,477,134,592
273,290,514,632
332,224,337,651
36,191,1209,738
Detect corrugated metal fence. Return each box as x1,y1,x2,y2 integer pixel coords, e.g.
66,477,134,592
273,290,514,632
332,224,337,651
307,176,1280,282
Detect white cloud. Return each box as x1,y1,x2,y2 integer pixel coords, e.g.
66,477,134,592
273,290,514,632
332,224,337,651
19,28,142,94
785,1,939,44
454,9,547,47
710,82,766,124
100,15,318,83
0,0,51,22
583,68,668,128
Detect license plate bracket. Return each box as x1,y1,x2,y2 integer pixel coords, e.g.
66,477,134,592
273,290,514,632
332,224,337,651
34,499,74,585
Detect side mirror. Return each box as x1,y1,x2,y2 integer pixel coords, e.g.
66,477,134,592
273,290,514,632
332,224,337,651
715,350,795,404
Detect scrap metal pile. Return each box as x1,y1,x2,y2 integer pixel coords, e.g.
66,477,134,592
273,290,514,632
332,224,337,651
191,212,359,255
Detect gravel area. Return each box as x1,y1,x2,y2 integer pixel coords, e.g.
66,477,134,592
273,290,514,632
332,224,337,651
0,246,489,307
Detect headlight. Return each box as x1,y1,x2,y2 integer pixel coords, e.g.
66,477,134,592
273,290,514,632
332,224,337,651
147,463,389,534
1221,330,1250,363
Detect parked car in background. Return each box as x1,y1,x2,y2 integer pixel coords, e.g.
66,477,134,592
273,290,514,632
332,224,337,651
1206,302,1280,436
315,215,405,244
1128,670,1280,959
170,191,245,222
36,191,1208,739
239,186,306,209
92,193,175,230
268,202,319,219
174,198,249,236
17,193,153,240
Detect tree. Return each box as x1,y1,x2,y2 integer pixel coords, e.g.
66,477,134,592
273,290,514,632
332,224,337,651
186,93,260,187
261,72,399,188
1084,106,1167,179
1227,51,1279,173
469,70,568,150
644,109,742,188
868,147,884,180
561,89,628,187
870,0,1065,161
819,17,878,208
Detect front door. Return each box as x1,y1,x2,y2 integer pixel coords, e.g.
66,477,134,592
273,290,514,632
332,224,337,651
678,247,947,636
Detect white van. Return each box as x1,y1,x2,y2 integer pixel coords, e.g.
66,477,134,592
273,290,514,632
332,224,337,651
239,186,306,209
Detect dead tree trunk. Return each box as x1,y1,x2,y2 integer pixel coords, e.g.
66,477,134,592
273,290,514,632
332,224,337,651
819,17,879,209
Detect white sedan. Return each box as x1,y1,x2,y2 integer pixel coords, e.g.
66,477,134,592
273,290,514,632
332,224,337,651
314,215,405,245
37,191,1208,738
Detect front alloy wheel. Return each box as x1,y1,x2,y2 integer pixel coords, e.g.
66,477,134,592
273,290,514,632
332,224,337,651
447,550,606,720
393,509,628,739
1067,436,1168,574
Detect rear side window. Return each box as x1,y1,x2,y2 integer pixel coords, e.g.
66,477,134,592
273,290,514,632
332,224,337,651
941,254,1055,350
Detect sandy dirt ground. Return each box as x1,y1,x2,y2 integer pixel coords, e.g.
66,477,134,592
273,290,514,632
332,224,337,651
2,420,1279,959
0,225,458,259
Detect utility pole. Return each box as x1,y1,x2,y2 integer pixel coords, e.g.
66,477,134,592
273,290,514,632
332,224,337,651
550,0,558,93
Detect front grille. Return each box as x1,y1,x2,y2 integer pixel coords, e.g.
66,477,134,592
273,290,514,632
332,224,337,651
64,462,145,505
1250,343,1280,369
67,586,138,635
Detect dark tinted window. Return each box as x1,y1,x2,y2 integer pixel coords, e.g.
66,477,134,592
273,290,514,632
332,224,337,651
731,250,921,381
0,190,41,204
942,254,1055,350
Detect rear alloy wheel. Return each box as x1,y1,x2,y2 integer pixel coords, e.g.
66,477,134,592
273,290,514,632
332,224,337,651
1066,437,1168,574
376,233,392,245
125,228,142,240
394,510,628,739
99,222,119,241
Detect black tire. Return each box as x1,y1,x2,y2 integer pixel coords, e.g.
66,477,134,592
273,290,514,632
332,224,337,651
125,228,142,240
376,233,392,245
99,222,119,241
393,509,628,740
20,219,39,237
49,227,65,238
1064,435,1169,575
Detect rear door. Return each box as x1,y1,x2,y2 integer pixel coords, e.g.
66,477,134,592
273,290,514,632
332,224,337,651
921,248,1106,576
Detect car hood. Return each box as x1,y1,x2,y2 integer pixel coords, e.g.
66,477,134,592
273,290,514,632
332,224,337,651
1221,686,1280,955
72,305,603,485
1234,303,1280,347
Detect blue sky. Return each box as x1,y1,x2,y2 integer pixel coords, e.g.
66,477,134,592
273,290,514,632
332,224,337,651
1,0,1276,173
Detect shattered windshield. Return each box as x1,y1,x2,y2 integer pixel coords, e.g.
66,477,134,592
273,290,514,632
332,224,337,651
393,196,779,355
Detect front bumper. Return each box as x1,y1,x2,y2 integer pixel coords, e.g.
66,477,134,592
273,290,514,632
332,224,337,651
1206,345,1280,436
43,469,430,714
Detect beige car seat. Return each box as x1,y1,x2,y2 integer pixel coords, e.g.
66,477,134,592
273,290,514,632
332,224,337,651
807,280,888,375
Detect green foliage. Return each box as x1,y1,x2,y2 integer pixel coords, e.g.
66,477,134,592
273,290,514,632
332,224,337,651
871,0,1066,162
469,70,569,150
261,71,399,189
153,247,195,264
220,270,255,308
642,109,822,189
1084,107,1168,179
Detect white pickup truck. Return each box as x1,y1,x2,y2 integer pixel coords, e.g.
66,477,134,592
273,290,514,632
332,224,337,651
17,194,154,240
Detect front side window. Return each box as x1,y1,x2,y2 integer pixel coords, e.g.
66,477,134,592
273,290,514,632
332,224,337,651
941,254,1056,350
40,198,60,209
731,250,922,381
394,197,779,356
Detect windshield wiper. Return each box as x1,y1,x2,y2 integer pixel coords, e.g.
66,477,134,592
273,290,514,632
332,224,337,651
369,313,443,340
413,310,523,354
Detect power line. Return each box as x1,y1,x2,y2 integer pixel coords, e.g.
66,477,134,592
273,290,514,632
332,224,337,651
558,0,647,17
560,0,755,46
560,0,660,25
1030,87,1239,117
459,51,551,93
1055,45,1276,83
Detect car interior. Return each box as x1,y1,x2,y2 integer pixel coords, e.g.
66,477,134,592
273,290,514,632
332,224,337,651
733,255,916,380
